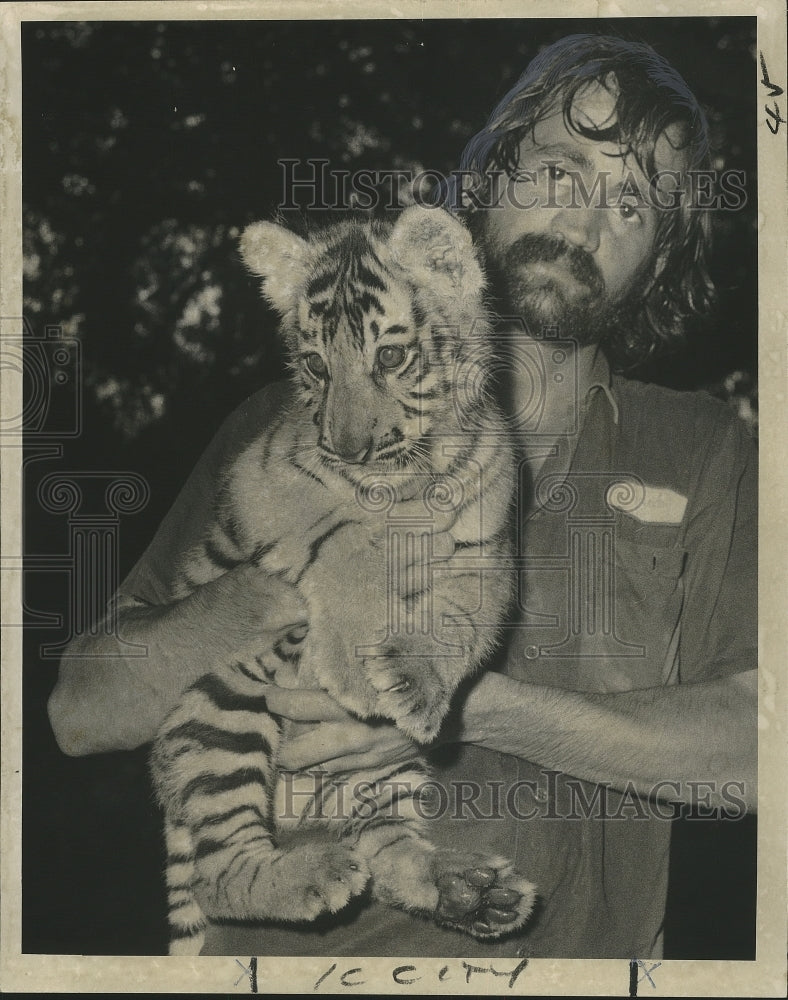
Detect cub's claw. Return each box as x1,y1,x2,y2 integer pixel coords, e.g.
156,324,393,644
387,679,411,694
266,838,369,922
364,655,448,743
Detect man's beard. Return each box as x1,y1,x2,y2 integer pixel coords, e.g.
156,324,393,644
480,231,639,346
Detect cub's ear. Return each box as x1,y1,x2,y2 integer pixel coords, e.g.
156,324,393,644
388,205,484,299
239,221,311,316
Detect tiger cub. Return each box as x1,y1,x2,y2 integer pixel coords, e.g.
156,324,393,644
151,205,536,955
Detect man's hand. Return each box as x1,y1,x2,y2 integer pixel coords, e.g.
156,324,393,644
263,686,419,773
48,563,307,756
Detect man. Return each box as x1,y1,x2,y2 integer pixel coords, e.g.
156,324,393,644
48,35,757,959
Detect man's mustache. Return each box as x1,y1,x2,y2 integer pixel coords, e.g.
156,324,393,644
505,234,605,296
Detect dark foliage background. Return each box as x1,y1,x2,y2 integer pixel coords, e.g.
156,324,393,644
22,17,756,957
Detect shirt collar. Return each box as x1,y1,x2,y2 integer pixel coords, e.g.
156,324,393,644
583,347,619,425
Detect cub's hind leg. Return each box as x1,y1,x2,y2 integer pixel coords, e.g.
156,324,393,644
350,773,535,941
421,848,536,940
151,667,368,940
363,828,537,941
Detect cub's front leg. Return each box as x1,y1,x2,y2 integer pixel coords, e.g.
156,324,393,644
294,524,394,719
297,521,512,742
363,548,514,743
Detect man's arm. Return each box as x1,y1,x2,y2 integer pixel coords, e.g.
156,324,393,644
47,383,304,757
47,566,306,756
264,668,758,810
457,668,758,809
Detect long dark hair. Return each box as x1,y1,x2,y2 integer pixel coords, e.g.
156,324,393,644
442,34,715,369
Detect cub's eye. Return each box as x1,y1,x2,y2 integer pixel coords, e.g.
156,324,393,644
377,345,406,370
304,353,327,377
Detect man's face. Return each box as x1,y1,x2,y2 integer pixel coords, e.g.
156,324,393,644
477,80,682,343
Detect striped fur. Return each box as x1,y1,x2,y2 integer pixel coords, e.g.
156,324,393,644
151,207,536,954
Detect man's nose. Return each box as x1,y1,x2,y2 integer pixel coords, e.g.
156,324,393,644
551,206,600,253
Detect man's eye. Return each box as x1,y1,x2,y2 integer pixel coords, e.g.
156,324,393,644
546,164,568,182
618,202,642,223
377,345,406,370
304,353,327,377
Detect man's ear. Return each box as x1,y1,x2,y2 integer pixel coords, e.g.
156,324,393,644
239,221,311,316
388,205,484,299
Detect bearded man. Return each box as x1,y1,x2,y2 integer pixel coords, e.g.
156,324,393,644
49,34,757,959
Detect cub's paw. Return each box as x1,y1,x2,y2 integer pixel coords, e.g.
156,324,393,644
429,850,536,940
260,837,369,922
364,654,449,744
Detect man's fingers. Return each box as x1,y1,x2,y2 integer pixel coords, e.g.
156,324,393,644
277,719,417,773
263,686,350,723
313,746,418,774
280,743,414,775
277,727,357,771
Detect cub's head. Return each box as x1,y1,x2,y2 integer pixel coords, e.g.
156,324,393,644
240,206,491,472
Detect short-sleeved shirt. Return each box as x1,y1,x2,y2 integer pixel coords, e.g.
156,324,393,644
119,352,757,959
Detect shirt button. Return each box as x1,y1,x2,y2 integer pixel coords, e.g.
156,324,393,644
524,645,540,659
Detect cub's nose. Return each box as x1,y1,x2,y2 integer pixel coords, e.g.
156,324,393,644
336,439,373,464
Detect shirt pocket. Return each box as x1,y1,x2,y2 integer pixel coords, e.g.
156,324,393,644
612,530,688,687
